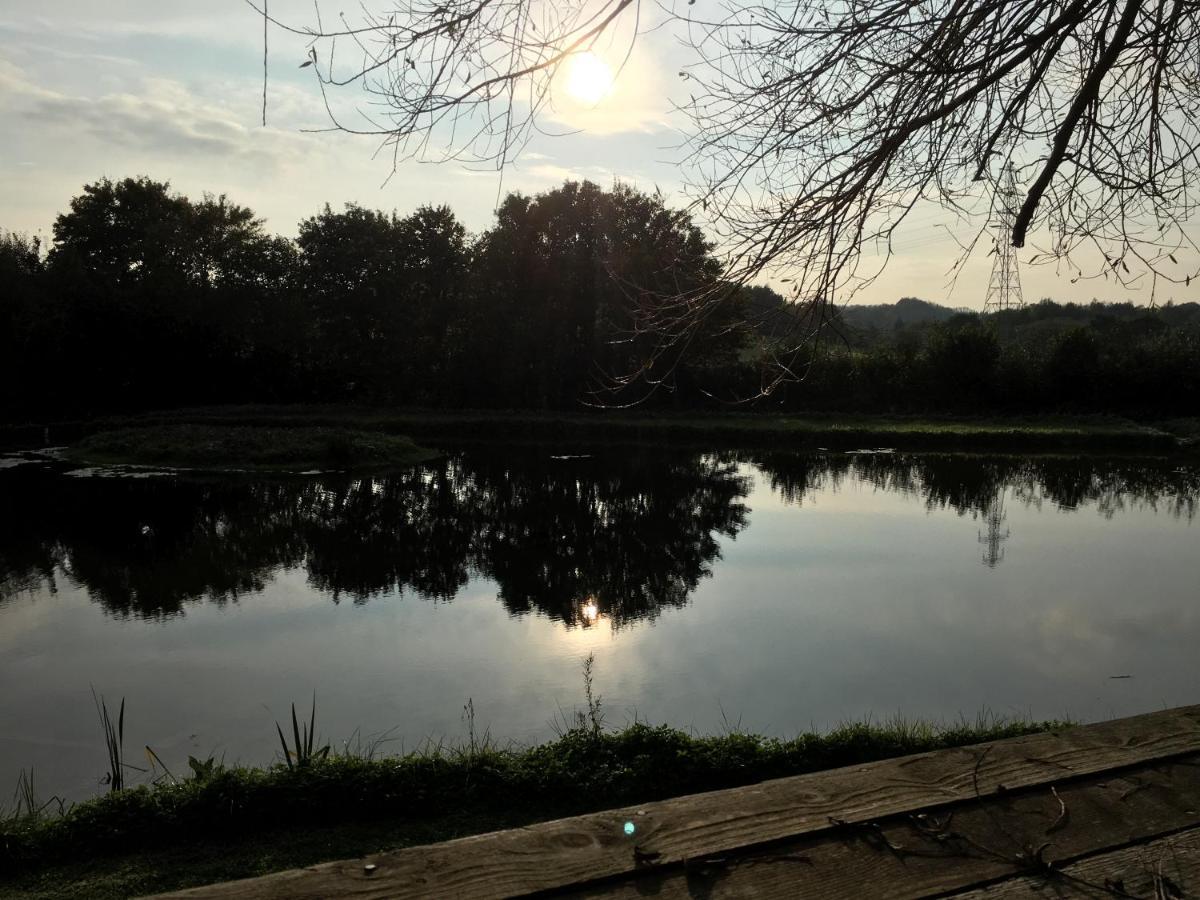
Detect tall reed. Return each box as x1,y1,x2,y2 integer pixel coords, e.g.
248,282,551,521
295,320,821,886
91,689,126,793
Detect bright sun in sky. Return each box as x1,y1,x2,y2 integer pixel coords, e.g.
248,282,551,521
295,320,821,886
564,52,614,105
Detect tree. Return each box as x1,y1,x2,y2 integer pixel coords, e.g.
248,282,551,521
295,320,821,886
266,0,1200,392
47,177,299,409
0,232,45,417
458,180,735,407
295,202,469,400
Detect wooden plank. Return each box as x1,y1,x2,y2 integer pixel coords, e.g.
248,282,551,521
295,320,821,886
945,823,1200,898
149,705,1200,900
565,754,1200,898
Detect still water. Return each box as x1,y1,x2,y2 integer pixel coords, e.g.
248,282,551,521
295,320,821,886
1,448,1197,801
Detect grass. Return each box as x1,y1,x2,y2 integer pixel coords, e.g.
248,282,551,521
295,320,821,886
0,711,1068,898
26,404,1183,456
91,692,125,793
275,698,331,771
1,771,64,828
63,423,438,471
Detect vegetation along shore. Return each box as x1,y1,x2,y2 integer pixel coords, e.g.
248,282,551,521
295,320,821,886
2,409,1193,463
0,693,1063,900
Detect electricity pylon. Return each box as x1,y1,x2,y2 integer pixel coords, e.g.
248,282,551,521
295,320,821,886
983,163,1025,314
978,490,1011,568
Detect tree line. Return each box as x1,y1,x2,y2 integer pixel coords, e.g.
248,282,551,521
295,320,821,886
767,296,1200,414
0,176,739,421
2,174,1198,422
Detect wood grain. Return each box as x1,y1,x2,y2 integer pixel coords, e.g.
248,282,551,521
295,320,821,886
945,823,1200,898
565,754,1200,898
147,705,1200,899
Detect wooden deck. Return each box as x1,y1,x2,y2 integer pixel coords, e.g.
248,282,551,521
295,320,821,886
154,705,1200,899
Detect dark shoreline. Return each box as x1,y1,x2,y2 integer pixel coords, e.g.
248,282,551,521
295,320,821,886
1,405,1190,456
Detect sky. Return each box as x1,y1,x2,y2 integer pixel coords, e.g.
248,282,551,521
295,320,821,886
1,1,1195,309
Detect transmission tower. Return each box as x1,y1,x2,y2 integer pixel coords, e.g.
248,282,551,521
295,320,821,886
978,490,1011,568
983,163,1025,313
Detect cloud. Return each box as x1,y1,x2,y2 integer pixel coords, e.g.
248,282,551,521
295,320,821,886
1,62,317,172
0,5,268,47
519,163,642,188
525,163,589,183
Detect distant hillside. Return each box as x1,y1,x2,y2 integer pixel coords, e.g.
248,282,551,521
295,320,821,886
741,288,1200,346
839,297,962,331
740,289,963,337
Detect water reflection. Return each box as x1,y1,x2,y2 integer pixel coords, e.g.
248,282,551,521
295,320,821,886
978,492,1010,568
1,451,1196,621
754,452,1198,567
3,447,1199,804
0,450,750,626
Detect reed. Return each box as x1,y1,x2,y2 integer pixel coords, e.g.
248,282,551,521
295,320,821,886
91,690,125,793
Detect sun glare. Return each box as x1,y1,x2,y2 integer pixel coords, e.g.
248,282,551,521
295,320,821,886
565,52,614,105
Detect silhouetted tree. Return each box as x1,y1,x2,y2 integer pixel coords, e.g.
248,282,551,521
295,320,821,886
270,0,1200,393
0,232,45,418
4,175,1197,421
44,177,299,411
461,180,737,407
297,202,469,400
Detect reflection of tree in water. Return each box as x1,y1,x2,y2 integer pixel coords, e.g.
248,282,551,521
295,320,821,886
5,451,1194,616
300,467,478,602
755,452,1200,523
0,469,308,616
469,453,748,626
0,451,749,627
755,452,1199,567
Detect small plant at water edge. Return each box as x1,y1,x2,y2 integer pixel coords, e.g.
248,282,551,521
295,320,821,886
275,698,330,770
91,690,126,793
2,770,65,825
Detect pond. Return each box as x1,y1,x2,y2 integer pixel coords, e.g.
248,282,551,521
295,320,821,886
1,447,1197,802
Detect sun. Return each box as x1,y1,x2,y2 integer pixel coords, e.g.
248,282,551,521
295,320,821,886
564,52,614,105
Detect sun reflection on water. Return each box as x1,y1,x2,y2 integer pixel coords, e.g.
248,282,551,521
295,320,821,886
580,597,600,625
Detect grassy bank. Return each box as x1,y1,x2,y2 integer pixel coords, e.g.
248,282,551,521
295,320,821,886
8,405,1183,455
0,715,1065,899
63,423,437,471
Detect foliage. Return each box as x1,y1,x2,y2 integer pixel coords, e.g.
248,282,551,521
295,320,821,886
0,715,1064,876
185,756,223,783
271,0,1200,394
456,180,735,406
296,202,468,400
0,232,45,419
92,693,125,794
753,292,1200,415
1,176,741,419
2,175,1197,420
275,700,331,771
1,771,64,826
66,424,435,470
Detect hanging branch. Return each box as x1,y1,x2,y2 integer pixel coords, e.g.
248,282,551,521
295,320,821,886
260,0,1200,397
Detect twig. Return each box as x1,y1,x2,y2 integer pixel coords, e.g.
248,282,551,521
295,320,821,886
1047,785,1069,834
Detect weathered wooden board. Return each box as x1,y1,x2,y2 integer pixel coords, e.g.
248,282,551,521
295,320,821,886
946,823,1200,898
149,705,1200,900
565,755,1200,899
